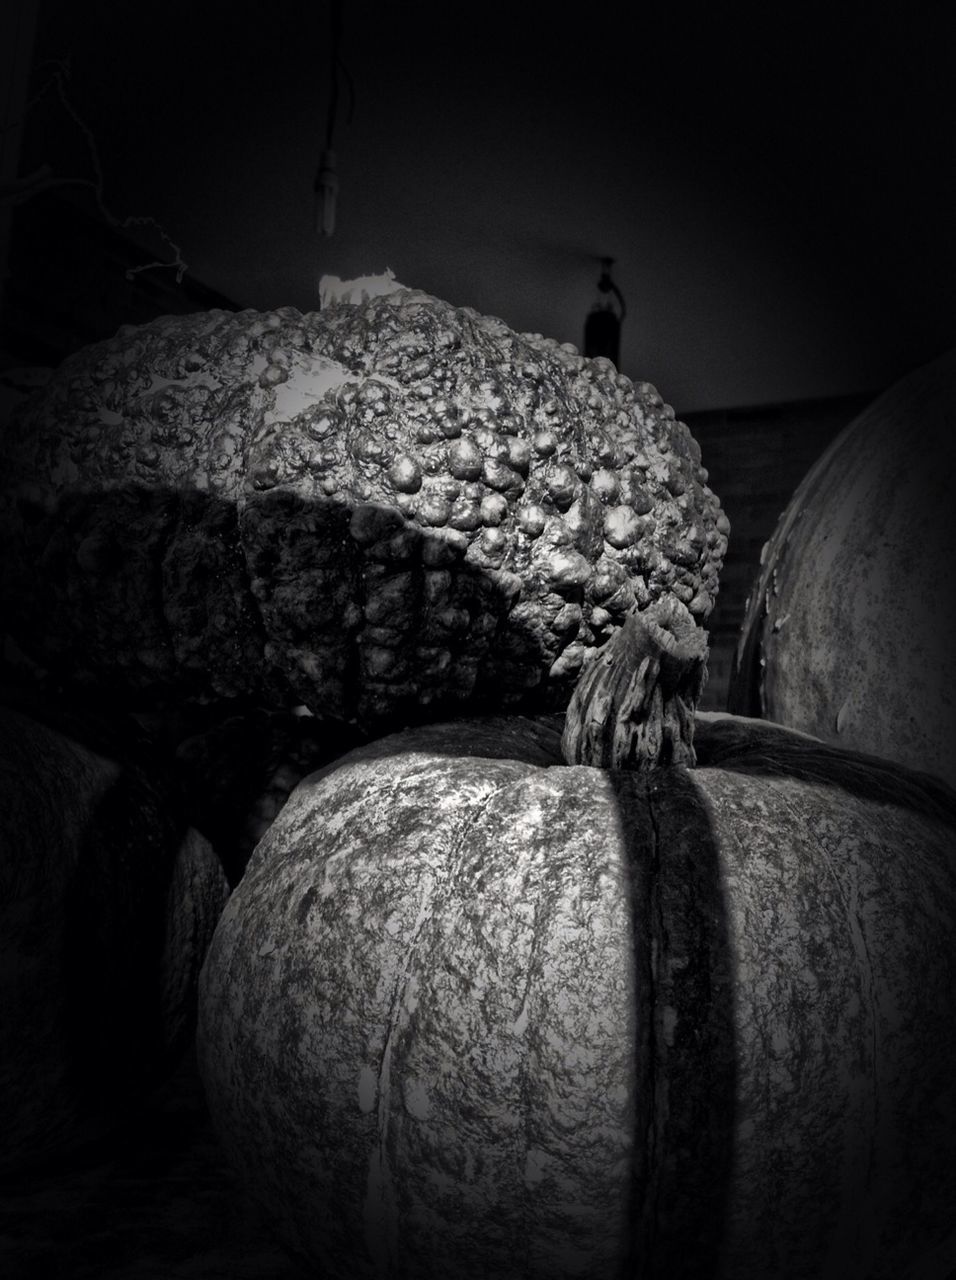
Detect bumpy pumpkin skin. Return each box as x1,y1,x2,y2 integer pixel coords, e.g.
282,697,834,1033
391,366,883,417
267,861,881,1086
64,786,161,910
0,704,229,1173
197,714,956,1280
0,289,726,728
729,347,956,789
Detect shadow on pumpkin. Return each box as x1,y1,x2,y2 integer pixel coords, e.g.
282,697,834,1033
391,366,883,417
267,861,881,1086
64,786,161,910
3,479,580,885
609,765,738,1276
4,482,578,727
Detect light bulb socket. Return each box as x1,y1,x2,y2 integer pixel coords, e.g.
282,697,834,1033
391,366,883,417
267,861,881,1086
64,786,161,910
314,149,339,237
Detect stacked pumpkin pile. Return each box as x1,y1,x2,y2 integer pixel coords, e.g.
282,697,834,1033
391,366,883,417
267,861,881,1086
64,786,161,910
2,277,954,1278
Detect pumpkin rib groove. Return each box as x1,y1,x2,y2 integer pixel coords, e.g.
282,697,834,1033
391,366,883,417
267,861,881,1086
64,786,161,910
111,489,177,691
150,498,178,688
234,492,308,710
226,497,275,703
155,496,189,688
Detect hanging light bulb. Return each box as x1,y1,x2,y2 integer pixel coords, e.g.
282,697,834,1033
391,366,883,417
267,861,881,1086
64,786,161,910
313,0,351,241
584,257,626,368
314,149,338,237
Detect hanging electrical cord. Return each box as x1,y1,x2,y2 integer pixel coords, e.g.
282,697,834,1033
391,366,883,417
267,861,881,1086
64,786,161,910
314,0,354,238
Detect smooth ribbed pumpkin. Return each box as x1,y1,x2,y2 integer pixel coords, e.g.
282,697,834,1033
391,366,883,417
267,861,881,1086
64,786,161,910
0,278,725,730
197,621,956,1279
729,346,956,789
1,697,229,1172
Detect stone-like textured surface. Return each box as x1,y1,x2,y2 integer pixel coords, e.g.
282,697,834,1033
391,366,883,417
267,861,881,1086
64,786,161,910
728,346,956,789
1,704,229,1174
0,289,726,728
198,712,956,1279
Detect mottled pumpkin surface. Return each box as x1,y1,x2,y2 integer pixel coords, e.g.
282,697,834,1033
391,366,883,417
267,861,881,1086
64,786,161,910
0,289,725,728
198,713,956,1280
0,703,229,1174
730,346,956,789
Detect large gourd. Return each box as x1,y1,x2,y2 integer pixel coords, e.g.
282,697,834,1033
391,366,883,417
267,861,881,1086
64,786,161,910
0,277,726,730
729,347,956,788
197,604,956,1280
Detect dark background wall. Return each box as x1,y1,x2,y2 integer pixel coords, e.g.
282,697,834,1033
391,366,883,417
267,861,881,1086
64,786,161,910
7,1,956,409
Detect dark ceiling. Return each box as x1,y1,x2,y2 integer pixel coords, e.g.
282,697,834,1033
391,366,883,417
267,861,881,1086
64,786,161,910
16,0,956,412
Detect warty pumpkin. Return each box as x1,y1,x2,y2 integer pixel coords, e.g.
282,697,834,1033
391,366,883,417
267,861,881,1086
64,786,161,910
197,600,956,1280
1,694,229,1173
729,345,956,790
0,276,726,731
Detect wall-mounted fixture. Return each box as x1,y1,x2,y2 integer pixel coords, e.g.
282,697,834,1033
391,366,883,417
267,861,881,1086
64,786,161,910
584,257,626,368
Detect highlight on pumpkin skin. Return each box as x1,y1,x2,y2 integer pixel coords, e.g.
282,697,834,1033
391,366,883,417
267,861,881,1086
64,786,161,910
561,595,708,771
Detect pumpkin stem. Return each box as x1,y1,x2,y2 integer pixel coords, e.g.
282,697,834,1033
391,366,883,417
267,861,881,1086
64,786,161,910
561,597,709,770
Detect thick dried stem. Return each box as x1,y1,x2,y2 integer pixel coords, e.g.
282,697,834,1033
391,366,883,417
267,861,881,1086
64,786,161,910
561,597,709,770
